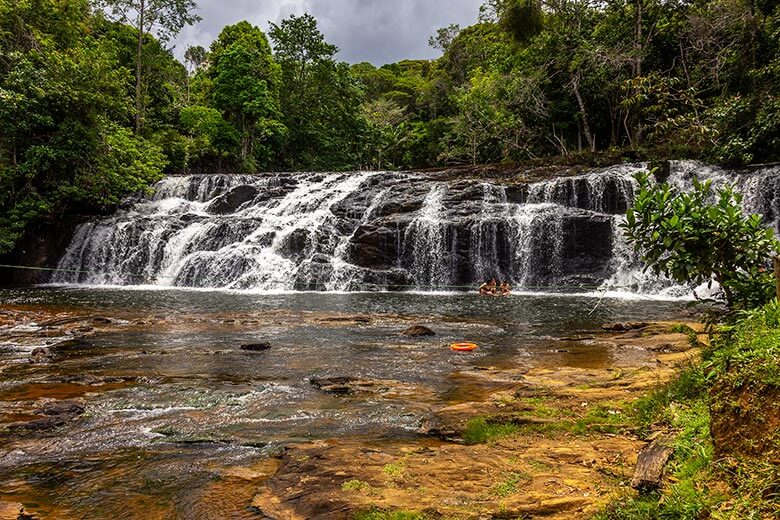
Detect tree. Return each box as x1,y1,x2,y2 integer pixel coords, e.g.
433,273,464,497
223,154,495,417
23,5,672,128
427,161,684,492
208,21,284,170
184,44,207,102
443,69,547,164
94,0,200,133
0,0,167,253
179,105,238,170
269,14,366,169
429,24,461,52
623,172,779,310
363,98,409,169
500,0,544,44
184,44,207,71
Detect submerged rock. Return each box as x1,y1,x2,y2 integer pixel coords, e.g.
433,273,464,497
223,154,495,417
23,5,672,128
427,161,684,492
10,400,86,432
401,325,436,337
36,400,85,416
28,347,51,363
601,322,649,332
308,377,425,398
240,342,272,352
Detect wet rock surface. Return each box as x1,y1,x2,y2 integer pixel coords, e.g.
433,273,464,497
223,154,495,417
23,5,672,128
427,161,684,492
27,348,51,364
249,322,700,520
401,325,436,337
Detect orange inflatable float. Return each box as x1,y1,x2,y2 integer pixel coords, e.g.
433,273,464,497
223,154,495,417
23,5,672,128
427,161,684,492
450,342,478,352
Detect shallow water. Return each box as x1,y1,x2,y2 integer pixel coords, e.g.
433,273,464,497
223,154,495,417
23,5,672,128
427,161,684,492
0,287,688,518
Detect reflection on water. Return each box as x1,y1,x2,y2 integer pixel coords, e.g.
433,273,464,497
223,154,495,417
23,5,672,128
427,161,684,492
0,287,687,517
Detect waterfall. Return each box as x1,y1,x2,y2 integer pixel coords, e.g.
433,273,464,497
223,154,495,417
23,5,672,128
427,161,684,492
404,184,451,289
511,204,565,288
52,161,780,295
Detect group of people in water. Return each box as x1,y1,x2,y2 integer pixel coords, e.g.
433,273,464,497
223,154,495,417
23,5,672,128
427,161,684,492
478,278,512,296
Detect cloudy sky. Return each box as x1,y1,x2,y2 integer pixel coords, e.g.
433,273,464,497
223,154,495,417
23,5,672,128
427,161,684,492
173,0,485,65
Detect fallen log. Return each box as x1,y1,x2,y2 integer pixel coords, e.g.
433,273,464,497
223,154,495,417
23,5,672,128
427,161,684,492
631,435,674,491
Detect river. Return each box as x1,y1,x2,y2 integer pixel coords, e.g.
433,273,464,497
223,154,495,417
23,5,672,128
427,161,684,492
0,287,688,518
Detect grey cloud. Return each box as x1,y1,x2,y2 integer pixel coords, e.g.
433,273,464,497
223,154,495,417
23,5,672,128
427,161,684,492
172,0,484,65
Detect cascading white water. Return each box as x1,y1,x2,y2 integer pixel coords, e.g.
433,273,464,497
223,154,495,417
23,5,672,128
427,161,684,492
53,161,780,295
470,184,512,284
404,184,450,289
511,204,565,287
325,187,390,291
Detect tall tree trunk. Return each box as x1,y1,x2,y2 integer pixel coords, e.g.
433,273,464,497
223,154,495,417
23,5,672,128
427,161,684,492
572,73,595,153
135,0,145,134
634,0,643,77
633,0,644,146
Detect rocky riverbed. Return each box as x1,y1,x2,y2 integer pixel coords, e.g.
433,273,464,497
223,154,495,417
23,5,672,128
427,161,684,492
248,323,700,519
0,289,695,519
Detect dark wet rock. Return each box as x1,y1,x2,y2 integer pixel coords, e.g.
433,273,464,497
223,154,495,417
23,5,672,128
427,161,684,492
179,213,206,223
504,184,528,204
91,317,112,324
347,223,404,270
645,342,678,353
11,415,69,431
308,377,391,396
49,338,81,350
28,347,51,363
320,316,370,324
11,400,87,432
241,342,272,352
18,508,41,520
418,417,458,441
401,325,436,337
602,322,650,332
207,185,259,214
309,377,359,396
308,377,424,399
278,229,310,263
48,374,129,385
36,400,85,416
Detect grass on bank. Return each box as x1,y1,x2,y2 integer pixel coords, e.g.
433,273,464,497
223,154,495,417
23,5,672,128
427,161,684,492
354,509,430,520
462,398,635,445
597,301,780,520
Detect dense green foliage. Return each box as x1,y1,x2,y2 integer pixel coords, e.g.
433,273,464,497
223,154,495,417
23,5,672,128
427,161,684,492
0,0,171,253
5,0,780,254
623,172,779,309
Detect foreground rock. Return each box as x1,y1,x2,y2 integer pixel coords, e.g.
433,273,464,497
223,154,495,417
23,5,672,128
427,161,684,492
28,347,51,363
401,325,436,337
9,400,86,432
309,377,433,400
240,342,272,352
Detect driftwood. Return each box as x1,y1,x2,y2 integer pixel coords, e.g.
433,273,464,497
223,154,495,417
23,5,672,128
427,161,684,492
631,436,674,491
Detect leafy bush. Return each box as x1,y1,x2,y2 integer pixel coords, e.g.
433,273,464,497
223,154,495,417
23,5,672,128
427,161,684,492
623,172,779,310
